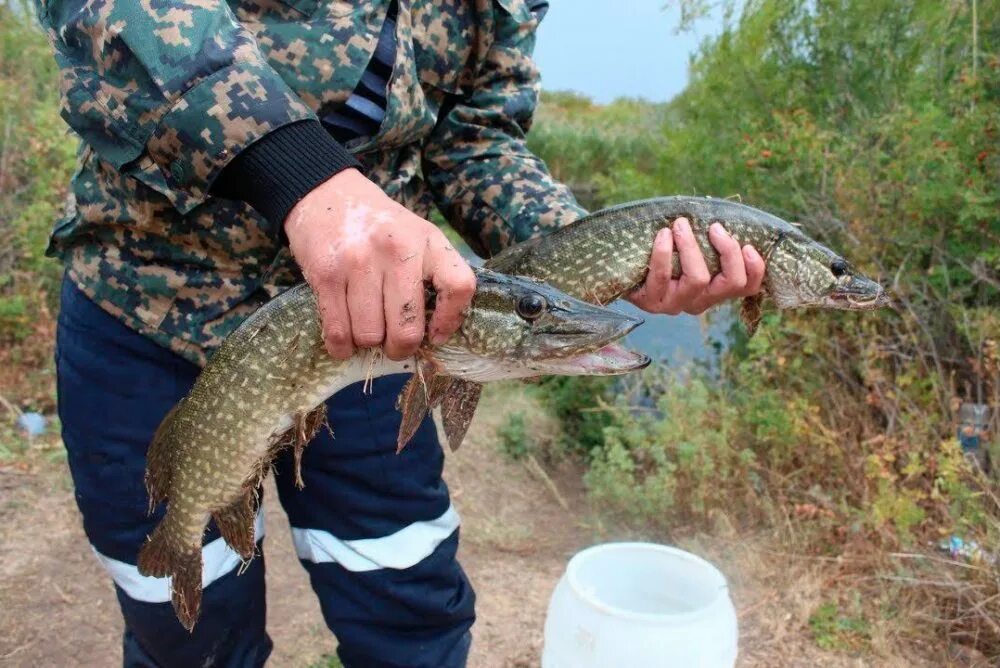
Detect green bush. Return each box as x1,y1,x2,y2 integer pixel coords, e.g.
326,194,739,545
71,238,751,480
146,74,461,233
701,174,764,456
0,3,75,342
529,0,999,545
531,10,999,656
535,375,617,454
497,411,529,460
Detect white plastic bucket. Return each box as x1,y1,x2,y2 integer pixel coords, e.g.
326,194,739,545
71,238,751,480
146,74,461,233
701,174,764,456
542,542,738,668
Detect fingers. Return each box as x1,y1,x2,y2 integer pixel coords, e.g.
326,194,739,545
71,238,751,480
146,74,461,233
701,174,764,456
628,227,674,311
669,218,711,312
684,224,748,314
625,218,768,316
382,257,426,361
425,239,476,345
705,223,747,297
742,245,766,295
286,171,475,361
346,262,386,350
316,277,353,360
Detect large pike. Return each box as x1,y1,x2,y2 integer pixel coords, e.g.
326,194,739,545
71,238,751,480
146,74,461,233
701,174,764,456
137,268,648,630
488,196,890,331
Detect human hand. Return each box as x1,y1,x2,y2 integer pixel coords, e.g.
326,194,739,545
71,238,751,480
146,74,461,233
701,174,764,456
626,217,765,315
285,168,476,361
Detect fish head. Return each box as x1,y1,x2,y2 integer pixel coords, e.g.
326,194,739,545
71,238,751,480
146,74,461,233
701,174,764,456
427,269,651,383
766,235,891,311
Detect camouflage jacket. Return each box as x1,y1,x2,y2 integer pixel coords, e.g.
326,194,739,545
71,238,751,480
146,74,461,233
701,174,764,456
37,0,585,365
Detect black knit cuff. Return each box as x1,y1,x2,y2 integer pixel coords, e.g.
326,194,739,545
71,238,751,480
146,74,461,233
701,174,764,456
211,120,361,239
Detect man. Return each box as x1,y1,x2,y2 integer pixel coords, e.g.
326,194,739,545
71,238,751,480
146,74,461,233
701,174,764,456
38,1,764,666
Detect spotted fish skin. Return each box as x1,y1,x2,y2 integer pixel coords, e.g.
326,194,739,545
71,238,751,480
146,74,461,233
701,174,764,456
137,283,350,630
487,196,890,330
136,269,647,631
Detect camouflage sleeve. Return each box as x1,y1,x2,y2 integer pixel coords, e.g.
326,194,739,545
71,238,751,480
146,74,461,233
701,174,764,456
35,0,315,213
421,0,587,259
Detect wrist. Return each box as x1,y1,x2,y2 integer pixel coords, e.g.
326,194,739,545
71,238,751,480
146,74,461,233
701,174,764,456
283,168,370,237
211,120,361,240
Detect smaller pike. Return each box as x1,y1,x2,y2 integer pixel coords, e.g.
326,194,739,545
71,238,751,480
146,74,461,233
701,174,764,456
487,196,891,331
137,268,649,631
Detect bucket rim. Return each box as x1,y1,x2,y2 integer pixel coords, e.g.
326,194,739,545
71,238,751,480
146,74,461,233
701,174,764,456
564,541,730,623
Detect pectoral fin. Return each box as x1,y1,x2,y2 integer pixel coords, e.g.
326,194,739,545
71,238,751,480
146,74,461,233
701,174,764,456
268,404,327,490
440,380,483,452
291,405,327,489
396,360,453,453
740,294,763,337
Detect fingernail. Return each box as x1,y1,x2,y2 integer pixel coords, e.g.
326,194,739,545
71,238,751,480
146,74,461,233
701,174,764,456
675,218,690,234
710,222,727,237
742,246,756,261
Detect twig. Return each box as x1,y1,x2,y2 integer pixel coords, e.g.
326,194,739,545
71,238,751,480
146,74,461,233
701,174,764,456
737,591,779,619
523,454,571,514
0,393,24,420
888,552,987,572
0,114,12,194
875,575,967,588
0,637,36,661
50,580,74,604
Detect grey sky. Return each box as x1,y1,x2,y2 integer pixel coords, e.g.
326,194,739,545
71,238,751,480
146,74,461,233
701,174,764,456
533,1,722,103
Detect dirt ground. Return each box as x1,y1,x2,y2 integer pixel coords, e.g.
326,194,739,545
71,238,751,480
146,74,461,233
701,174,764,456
0,388,926,668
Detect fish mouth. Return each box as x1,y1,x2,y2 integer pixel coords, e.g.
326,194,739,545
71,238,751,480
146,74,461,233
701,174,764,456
828,290,892,310
557,343,652,375
533,309,650,376
827,276,892,310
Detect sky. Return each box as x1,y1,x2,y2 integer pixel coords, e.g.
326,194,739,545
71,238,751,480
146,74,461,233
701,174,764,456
533,1,723,104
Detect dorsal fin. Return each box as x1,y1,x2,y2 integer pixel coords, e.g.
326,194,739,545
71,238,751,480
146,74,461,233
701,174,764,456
739,294,764,337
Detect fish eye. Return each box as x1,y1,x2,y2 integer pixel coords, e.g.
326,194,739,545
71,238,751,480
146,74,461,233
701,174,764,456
516,293,547,320
830,259,849,277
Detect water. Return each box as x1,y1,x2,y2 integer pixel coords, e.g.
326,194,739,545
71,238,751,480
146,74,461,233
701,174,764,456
614,300,730,366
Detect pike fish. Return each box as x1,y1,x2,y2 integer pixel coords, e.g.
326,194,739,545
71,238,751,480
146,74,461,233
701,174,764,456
137,268,649,630
401,197,890,454
487,196,891,331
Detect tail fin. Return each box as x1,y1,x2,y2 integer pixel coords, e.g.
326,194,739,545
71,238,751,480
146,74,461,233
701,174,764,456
137,524,203,632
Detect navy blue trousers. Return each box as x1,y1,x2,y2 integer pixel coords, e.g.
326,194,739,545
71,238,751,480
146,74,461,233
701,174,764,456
55,278,475,667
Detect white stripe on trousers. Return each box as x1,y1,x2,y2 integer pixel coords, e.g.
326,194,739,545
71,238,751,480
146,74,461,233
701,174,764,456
92,512,266,603
291,504,461,571
93,504,461,602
